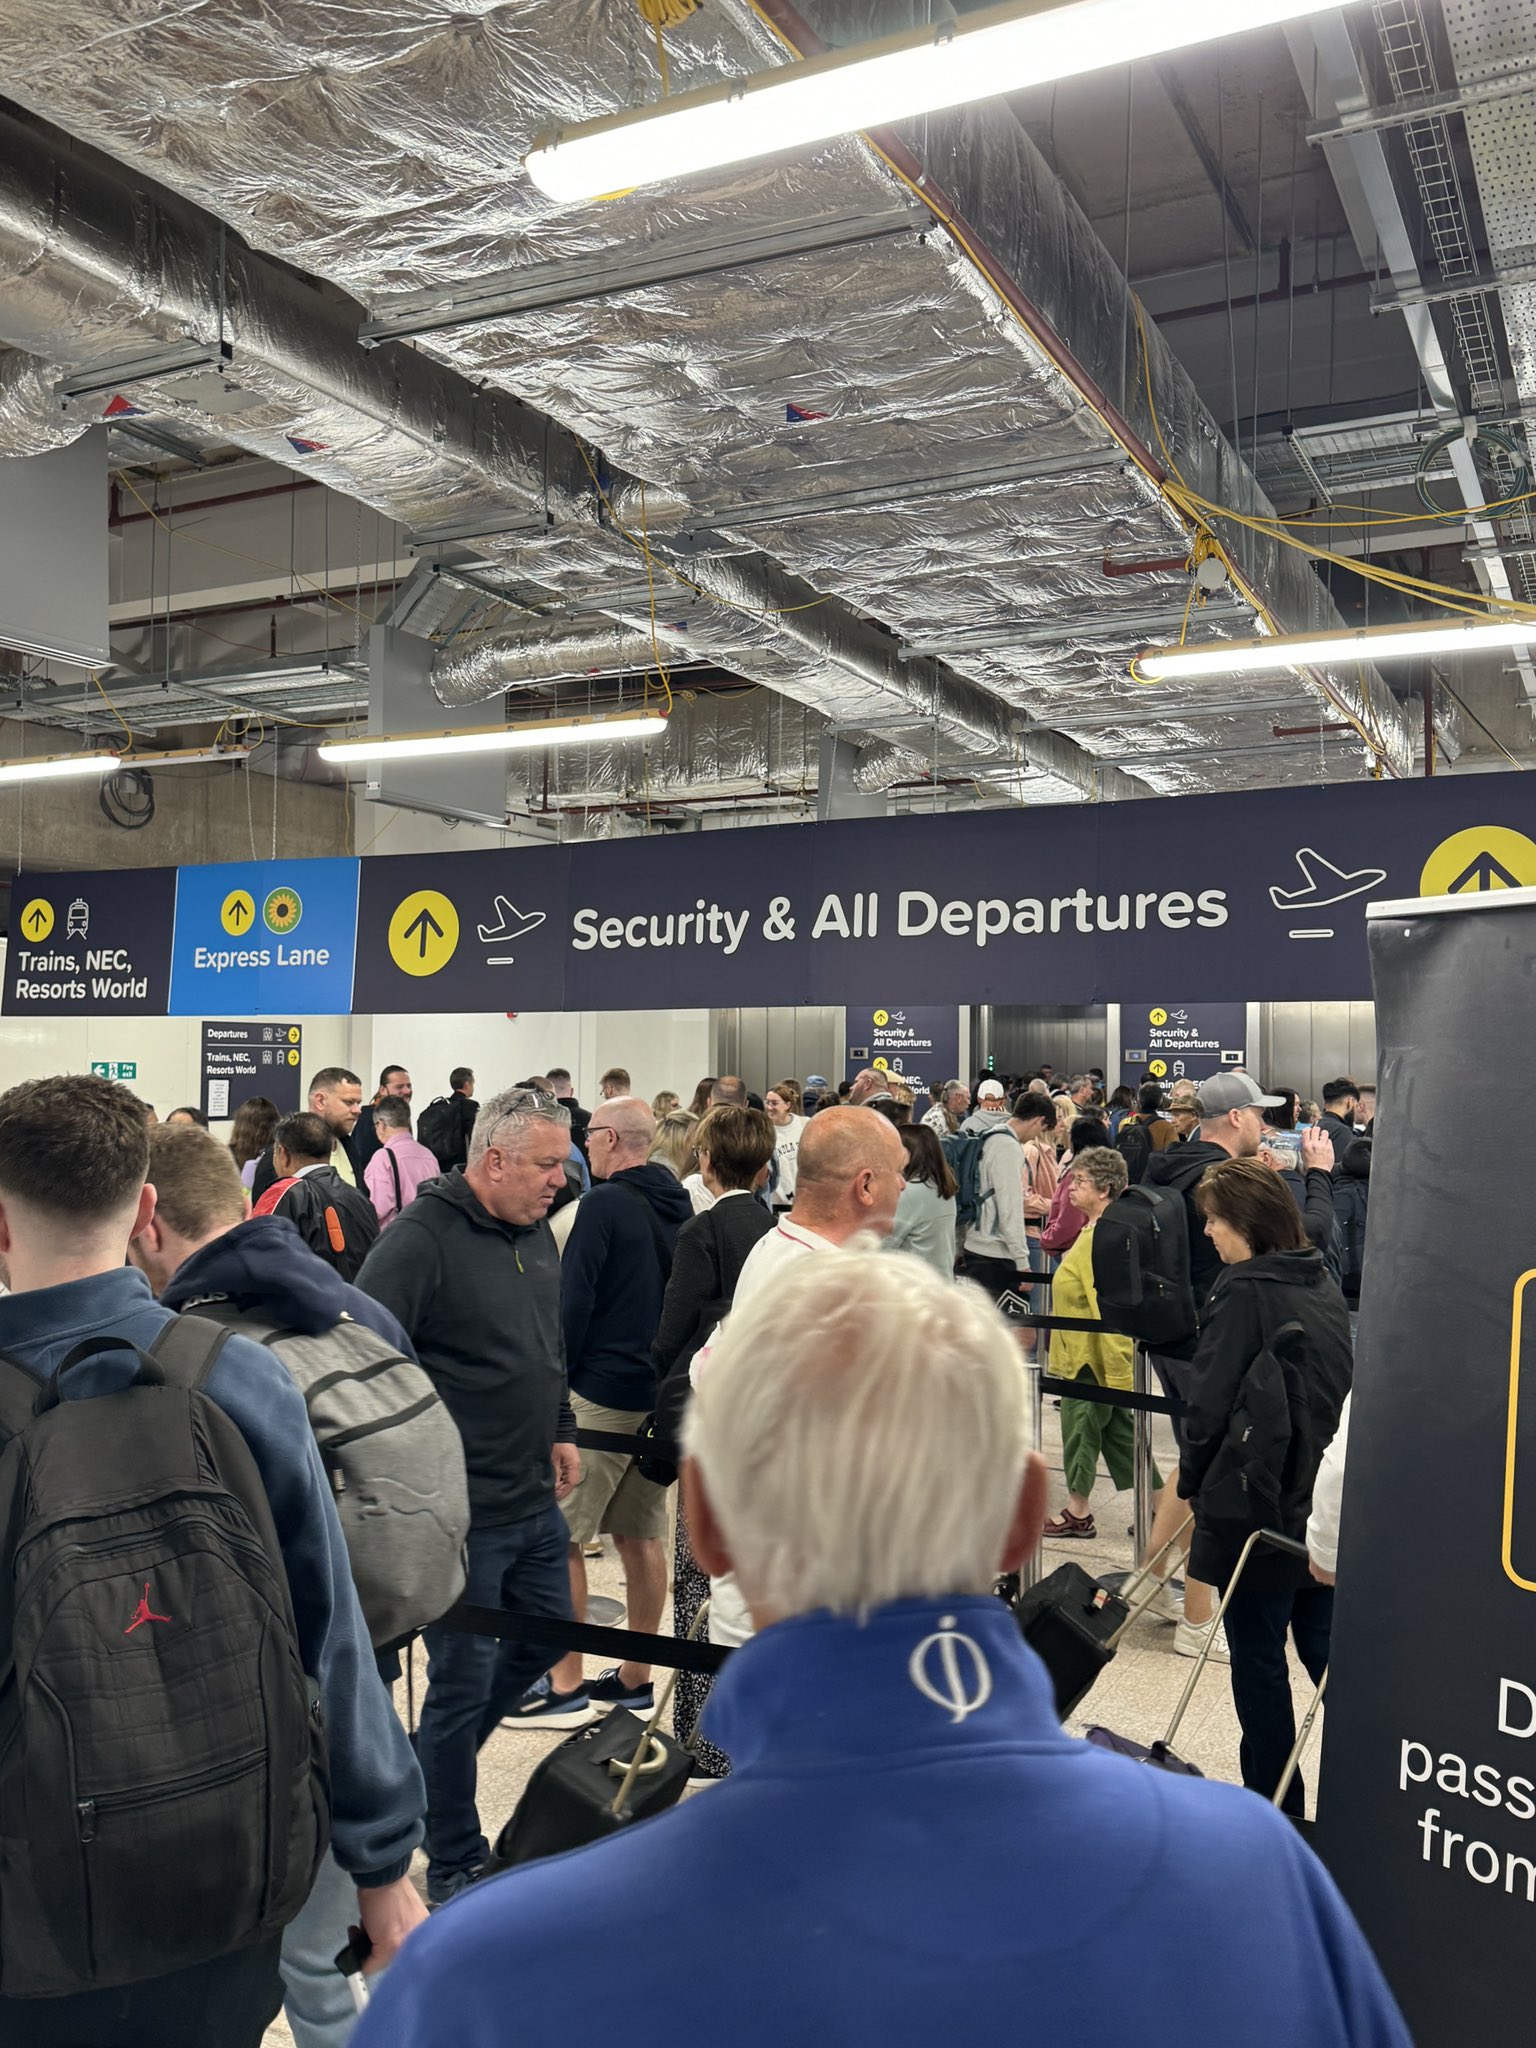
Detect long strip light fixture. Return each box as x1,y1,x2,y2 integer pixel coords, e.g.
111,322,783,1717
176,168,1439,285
0,750,122,785
318,707,668,766
525,0,1343,203
0,742,256,783
1135,616,1536,684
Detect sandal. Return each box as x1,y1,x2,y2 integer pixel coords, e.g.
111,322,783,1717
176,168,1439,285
1044,1507,1096,1539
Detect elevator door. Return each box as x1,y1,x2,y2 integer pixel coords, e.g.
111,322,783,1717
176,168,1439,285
988,1007,1109,1081
711,1008,843,1094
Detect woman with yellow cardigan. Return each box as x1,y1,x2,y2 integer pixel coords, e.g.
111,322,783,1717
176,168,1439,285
1043,1146,1161,1540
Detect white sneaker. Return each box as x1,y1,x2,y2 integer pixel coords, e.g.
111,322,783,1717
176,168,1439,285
1143,1580,1185,1624
1173,1613,1230,1663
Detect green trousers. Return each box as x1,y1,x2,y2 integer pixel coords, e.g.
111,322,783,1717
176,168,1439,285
1060,1367,1162,1500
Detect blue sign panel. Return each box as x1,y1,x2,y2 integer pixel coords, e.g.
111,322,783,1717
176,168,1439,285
169,858,359,1016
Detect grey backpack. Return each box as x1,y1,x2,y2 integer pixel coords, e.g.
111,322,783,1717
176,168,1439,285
182,1304,469,1647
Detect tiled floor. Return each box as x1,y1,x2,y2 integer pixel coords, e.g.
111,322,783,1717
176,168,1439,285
263,1394,1326,2043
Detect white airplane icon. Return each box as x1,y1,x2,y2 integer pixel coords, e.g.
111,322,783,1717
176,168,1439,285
478,898,547,962
1268,848,1387,912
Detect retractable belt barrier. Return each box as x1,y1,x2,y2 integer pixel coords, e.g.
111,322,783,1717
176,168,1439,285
575,1426,664,1458
428,1603,731,1675
1035,1378,1184,1416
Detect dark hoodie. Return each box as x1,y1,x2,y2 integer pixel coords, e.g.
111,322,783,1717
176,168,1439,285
1144,1139,1336,1358
356,1170,574,1527
562,1163,694,1411
162,1211,415,1355
1177,1248,1353,1585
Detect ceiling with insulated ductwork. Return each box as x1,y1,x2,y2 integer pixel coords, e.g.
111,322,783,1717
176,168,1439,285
0,0,1532,828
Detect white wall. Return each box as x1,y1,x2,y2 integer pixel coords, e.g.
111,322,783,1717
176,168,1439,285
0,1005,352,1121
348,1009,711,1113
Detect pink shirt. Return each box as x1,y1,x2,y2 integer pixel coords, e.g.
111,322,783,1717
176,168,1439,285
365,1136,442,1225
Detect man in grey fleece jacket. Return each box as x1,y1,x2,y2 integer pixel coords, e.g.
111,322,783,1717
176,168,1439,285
960,1093,1046,1306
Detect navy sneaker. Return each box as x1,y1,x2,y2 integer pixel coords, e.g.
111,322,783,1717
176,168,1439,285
427,1863,484,1910
503,1675,596,1730
586,1666,655,1712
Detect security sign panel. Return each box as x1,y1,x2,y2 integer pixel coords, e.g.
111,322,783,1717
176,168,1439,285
169,858,359,1016
3,867,176,1016
1125,1001,1246,1084
845,1006,960,1099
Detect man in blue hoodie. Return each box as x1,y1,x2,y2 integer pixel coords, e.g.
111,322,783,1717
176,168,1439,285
128,1119,426,2048
356,1246,1411,2048
0,1076,425,2048
520,1097,691,1729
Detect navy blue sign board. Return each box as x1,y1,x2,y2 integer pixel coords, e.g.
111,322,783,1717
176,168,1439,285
3,867,176,1016
7,776,1536,1018
200,1021,303,1121
845,1006,960,1103
1123,1001,1247,1084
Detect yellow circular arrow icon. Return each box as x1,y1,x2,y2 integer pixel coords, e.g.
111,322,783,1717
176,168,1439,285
1420,826,1536,899
1149,1058,1168,1078
19,898,53,943
873,1009,889,1027
1149,1007,1168,1026
388,890,460,978
220,889,256,937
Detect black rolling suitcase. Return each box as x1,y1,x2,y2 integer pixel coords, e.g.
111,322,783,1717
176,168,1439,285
1008,1512,1194,1719
1085,1527,1328,1807
487,1706,693,1869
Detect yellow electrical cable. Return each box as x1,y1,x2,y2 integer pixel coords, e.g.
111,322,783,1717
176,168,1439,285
90,671,136,747
637,483,675,716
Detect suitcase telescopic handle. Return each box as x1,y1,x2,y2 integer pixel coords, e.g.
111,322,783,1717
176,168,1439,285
1162,1529,1312,1748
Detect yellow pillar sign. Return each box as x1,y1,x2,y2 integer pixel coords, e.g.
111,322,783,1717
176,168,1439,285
388,890,460,977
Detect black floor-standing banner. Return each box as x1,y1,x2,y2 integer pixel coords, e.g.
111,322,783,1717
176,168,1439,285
1314,884,1536,2041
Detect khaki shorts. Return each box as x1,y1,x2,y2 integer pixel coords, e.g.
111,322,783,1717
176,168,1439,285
560,1394,670,1545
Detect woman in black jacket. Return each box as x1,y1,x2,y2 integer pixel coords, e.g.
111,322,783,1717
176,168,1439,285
650,1105,775,1773
1181,1157,1353,1813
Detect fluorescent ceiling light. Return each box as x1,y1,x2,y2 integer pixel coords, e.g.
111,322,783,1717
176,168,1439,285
0,751,121,784
318,709,669,765
525,0,1341,203
1136,616,1536,683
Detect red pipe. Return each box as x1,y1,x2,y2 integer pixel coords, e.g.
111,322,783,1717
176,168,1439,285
1102,554,1191,578
112,577,398,630
109,478,322,529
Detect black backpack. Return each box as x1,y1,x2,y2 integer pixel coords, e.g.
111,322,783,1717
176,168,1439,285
1091,1183,1198,1347
263,1170,380,1285
418,1094,470,1171
0,1317,326,1996
1115,1116,1154,1186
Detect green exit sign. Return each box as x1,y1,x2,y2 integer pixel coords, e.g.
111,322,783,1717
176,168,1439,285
89,1061,138,1082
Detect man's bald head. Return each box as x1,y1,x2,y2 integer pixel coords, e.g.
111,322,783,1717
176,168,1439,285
587,1096,656,1179
791,1105,907,1242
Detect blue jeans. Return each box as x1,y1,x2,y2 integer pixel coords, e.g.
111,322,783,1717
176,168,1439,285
280,1852,362,2048
417,1502,573,1884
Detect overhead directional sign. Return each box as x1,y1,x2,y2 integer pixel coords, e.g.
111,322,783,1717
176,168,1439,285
168,857,359,1016
10,775,1536,1018
3,867,177,1017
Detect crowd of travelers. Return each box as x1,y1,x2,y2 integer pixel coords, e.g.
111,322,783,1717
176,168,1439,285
0,1054,1395,2048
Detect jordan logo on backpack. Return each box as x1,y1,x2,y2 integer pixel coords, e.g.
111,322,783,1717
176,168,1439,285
123,1582,172,1635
